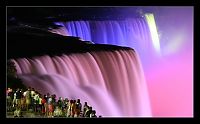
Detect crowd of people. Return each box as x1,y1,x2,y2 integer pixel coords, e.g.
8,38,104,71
6,87,100,118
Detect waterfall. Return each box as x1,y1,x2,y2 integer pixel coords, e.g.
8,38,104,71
52,18,154,52
50,17,159,68
11,49,151,117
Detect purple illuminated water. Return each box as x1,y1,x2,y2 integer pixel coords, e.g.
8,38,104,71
53,19,152,47
11,50,151,117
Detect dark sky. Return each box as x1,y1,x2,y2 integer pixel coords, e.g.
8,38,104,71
7,7,147,22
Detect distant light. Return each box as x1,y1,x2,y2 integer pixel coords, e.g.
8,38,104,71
145,13,161,54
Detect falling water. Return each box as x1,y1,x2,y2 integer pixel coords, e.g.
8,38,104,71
52,18,155,53
11,49,151,117
50,17,158,68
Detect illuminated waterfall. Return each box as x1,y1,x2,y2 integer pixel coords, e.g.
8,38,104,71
51,15,160,55
50,15,161,68
11,49,152,117
144,13,160,54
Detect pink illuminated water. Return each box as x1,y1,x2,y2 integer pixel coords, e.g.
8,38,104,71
11,50,152,117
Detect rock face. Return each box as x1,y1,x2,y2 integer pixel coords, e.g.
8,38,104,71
7,26,132,59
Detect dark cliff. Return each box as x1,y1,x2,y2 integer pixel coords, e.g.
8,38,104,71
7,26,133,59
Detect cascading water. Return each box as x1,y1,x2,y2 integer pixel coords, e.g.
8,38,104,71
50,16,159,68
11,49,151,117
52,19,152,48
